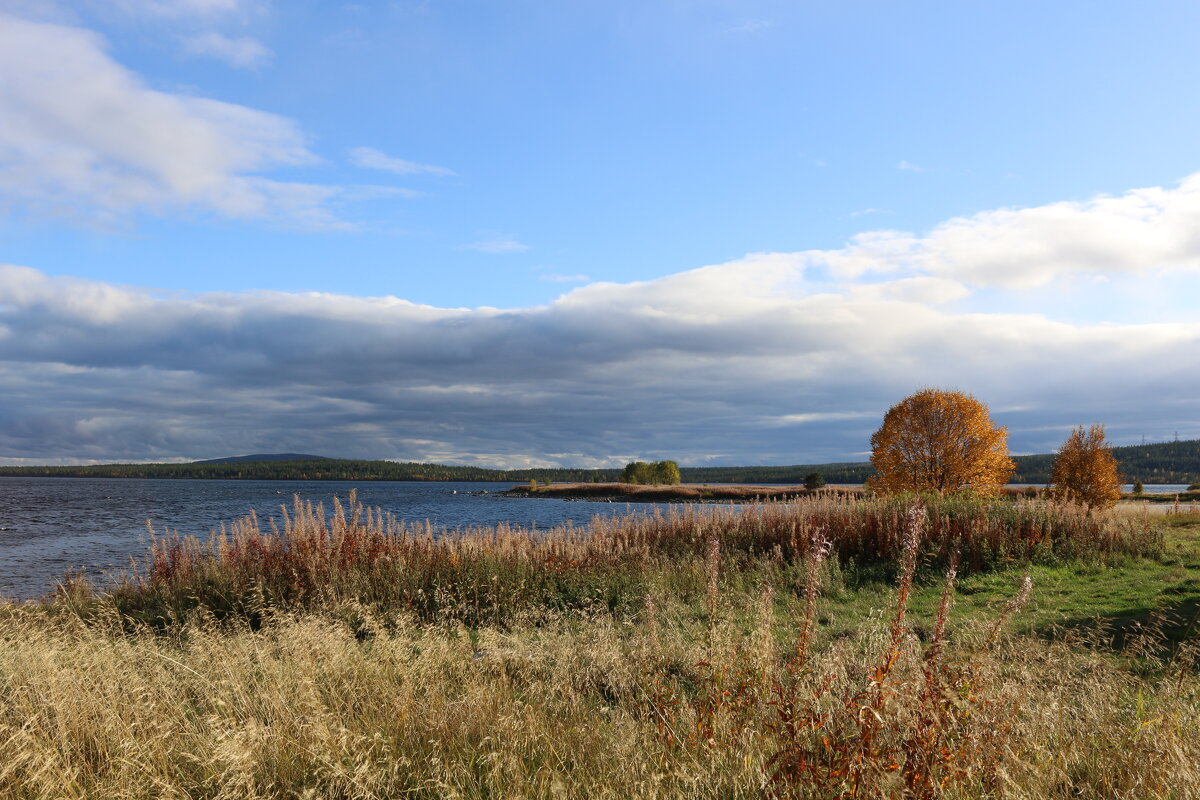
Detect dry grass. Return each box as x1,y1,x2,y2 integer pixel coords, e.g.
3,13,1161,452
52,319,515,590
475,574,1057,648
0,494,1192,798
2,577,1198,797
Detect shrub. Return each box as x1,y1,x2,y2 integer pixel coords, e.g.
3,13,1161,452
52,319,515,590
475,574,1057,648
1051,424,1122,509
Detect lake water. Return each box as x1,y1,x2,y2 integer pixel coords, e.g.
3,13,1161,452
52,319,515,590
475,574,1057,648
0,477,674,600
1,477,1193,600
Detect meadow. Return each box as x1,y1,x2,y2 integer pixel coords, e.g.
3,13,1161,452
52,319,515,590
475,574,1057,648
1,493,1198,798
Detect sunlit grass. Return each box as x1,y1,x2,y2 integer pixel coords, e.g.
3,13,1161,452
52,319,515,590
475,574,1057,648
0,496,1196,798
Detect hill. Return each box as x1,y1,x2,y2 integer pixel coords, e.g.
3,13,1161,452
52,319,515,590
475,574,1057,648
1,439,1197,484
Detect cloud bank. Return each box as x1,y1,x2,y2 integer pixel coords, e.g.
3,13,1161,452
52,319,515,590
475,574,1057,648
4,172,1200,467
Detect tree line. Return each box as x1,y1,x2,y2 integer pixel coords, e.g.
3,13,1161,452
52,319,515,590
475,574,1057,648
0,459,616,483
2,436,1197,485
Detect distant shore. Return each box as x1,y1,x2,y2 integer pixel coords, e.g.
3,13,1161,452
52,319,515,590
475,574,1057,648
501,482,863,502
504,482,1200,504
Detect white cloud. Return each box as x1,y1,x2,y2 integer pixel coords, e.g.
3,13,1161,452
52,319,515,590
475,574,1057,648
849,276,970,305
349,146,455,177
897,160,926,172
458,236,531,254
181,32,272,67
808,173,1200,288
0,13,350,226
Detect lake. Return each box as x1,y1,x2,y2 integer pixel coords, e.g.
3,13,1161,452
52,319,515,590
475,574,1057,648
0,477,676,600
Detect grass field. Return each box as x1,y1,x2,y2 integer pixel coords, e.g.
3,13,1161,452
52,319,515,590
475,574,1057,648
0,495,1197,798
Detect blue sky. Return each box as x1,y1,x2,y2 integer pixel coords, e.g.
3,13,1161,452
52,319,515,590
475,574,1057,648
2,0,1199,467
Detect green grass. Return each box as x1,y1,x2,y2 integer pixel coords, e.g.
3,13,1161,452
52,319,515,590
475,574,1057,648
777,512,1200,661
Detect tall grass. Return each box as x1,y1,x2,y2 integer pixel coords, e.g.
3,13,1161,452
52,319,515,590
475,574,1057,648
0,498,1194,798
93,491,1159,628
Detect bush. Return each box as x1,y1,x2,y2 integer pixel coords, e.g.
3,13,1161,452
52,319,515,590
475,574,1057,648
622,460,680,485
1051,425,1122,509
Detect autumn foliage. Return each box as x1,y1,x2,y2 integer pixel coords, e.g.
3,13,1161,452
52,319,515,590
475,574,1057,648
870,389,1015,495
1050,424,1122,508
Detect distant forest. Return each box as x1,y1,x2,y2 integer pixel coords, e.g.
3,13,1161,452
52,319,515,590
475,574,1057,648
2,439,1198,484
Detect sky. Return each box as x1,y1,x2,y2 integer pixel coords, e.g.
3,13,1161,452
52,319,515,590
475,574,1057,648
2,0,1199,468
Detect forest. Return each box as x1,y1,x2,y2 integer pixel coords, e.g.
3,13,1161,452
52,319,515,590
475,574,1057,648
1,438,1197,484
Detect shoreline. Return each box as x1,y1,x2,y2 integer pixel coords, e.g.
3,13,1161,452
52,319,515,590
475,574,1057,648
501,482,863,502
504,482,1200,504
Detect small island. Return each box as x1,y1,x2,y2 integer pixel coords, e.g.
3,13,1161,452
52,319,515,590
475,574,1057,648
502,481,863,502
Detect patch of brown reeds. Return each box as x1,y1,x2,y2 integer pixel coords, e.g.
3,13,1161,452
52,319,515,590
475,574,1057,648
94,490,1160,628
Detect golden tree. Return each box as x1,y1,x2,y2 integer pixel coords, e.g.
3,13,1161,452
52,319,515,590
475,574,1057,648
1050,424,1122,508
869,389,1014,495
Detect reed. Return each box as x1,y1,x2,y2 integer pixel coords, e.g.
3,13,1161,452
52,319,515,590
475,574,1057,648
91,491,1159,628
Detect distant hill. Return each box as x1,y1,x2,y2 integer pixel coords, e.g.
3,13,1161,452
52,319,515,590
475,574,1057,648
193,453,331,464
2,439,1197,484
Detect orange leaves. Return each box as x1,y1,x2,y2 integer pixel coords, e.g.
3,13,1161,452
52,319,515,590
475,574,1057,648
869,389,1014,496
1050,424,1122,509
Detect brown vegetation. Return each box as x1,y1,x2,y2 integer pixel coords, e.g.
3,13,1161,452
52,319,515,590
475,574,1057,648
87,491,1160,628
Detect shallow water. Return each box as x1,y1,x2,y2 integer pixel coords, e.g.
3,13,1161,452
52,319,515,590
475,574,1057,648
0,477,669,600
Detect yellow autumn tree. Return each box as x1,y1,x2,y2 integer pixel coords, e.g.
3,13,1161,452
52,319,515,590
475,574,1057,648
1050,424,1122,509
869,389,1014,495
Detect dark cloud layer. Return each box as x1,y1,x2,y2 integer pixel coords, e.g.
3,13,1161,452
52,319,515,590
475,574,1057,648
3,258,1198,468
